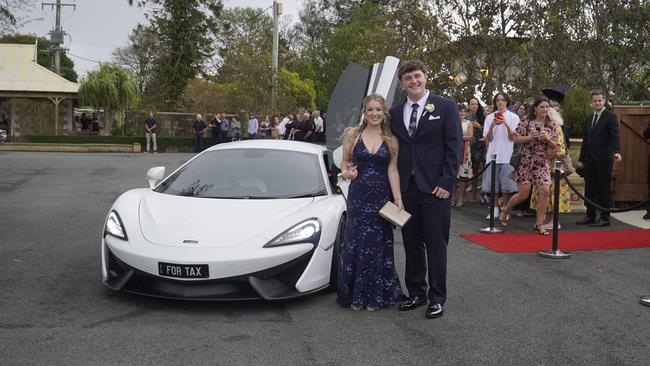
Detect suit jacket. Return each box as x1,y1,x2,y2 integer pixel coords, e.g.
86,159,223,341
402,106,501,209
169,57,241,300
578,108,620,163
389,91,462,193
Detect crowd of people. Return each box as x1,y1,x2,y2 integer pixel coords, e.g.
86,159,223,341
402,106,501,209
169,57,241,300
450,89,620,235
143,110,326,153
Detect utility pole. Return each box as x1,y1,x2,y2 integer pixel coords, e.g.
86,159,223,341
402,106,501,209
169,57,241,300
271,1,282,114
42,0,75,75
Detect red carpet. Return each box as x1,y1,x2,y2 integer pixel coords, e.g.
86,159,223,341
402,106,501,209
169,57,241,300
460,229,650,253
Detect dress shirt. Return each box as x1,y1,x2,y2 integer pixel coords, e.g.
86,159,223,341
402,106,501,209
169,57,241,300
403,91,430,132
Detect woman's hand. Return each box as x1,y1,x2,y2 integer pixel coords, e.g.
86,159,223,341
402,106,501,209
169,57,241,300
395,198,404,211
343,164,358,180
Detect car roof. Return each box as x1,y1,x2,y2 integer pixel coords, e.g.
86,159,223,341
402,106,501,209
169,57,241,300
205,140,328,155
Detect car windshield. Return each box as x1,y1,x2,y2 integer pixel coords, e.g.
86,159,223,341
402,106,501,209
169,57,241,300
154,148,327,199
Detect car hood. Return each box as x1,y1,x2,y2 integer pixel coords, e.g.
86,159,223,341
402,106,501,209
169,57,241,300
138,193,314,248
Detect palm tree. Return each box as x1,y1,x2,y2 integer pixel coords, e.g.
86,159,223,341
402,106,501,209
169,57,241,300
78,64,140,134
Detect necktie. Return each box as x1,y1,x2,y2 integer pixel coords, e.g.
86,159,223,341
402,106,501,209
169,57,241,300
591,112,599,129
409,103,419,136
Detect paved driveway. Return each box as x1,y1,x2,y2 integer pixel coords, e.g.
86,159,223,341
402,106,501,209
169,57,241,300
1,151,649,365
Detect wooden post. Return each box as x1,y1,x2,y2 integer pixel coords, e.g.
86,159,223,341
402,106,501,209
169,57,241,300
48,97,65,135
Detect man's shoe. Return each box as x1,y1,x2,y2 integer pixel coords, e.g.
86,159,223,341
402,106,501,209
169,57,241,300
425,303,444,319
589,219,610,227
398,296,427,311
576,217,595,225
640,295,650,307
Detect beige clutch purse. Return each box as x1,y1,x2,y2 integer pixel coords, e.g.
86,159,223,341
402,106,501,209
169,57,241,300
378,201,412,228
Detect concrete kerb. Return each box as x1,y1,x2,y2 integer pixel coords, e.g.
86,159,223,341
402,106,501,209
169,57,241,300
0,142,141,153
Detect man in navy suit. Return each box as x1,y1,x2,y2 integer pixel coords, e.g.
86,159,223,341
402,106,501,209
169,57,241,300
389,60,462,319
576,89,621,227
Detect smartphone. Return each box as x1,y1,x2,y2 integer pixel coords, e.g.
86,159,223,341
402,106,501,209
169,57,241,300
534,121,542,132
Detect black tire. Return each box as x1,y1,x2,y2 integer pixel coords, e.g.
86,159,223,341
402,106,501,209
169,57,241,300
328,214,346,290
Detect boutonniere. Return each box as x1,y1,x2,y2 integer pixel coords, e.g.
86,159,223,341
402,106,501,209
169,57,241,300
424,103,435,113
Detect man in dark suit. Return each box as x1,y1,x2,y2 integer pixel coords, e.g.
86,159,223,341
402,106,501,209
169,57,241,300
389,60,462,319
577,89,621,227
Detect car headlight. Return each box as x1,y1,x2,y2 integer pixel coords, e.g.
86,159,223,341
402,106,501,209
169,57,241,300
104,211,128,240
264,218,321,248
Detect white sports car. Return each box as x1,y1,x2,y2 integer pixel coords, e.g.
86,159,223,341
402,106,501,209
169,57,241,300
101,140,347,300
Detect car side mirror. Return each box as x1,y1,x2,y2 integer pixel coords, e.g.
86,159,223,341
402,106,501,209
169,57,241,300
146,166,165,189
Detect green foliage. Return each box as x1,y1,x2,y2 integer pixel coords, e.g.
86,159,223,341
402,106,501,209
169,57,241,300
563,87,592,138
78,64,140,132
0,33,78,82
112,24,159,97
128,0,223,109
277,68,316,112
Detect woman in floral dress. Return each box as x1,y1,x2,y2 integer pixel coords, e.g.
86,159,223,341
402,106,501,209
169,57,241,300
530,107,572,229
499,96,560,235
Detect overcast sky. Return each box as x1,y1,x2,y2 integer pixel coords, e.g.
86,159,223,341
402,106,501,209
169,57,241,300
15,0,301,78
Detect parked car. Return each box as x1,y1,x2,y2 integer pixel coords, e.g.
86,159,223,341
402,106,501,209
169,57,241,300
101,140,346,300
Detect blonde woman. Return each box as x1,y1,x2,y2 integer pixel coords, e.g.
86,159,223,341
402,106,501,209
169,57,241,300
337,93,405,312
530,107,572,229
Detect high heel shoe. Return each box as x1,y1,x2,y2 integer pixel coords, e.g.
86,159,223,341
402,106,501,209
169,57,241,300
499,211,510,226
533,223,550,236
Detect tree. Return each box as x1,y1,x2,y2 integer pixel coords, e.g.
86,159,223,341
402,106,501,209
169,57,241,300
78,64,140,134
112,24,159,97
128,0,223,109
0,33,78,82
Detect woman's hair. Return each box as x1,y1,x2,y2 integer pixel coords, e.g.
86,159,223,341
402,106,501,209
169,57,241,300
527,95,550,122
467,96,485,125
458,103,468,112
342,93,397,157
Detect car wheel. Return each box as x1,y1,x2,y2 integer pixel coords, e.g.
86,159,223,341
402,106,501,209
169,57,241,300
329,213,345,290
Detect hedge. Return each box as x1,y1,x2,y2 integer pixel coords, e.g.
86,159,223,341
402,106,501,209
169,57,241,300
9,135,195,147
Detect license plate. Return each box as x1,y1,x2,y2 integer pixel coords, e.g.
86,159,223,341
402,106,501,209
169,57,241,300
158,262,209,278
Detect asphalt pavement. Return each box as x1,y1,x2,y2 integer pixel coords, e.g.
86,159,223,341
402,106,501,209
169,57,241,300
1,151,649,365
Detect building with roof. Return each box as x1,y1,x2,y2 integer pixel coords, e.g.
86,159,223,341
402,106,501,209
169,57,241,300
0,43,79,136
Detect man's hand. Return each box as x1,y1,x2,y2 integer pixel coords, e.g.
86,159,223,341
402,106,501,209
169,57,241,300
432,186,450,199
614,153,622,161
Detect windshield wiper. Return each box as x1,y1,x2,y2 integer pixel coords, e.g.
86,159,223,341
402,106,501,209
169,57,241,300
278,191,326,199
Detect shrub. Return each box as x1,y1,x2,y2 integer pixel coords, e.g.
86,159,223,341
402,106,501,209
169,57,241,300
563,87,592,138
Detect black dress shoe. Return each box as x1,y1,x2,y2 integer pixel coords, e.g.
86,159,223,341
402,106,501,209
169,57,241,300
398,296,427,311
425,303,444,319
589,219,610,227
576,217,596,225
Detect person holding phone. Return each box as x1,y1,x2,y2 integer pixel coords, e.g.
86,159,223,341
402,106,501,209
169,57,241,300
499,96,560,235
481,92,520,219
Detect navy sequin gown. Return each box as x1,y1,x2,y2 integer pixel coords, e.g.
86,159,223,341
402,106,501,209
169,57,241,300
337,140,404,308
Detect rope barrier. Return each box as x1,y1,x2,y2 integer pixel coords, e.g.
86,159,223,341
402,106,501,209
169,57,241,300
562,175,650,213
458,161,493,183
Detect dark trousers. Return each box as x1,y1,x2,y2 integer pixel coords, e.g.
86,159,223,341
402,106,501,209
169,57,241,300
211,132,221,146
402,178,451,304
194,134,204,152
583,159,613,220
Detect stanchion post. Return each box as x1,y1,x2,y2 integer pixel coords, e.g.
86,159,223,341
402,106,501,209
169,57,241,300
539,160,570,258
480,154,502,233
